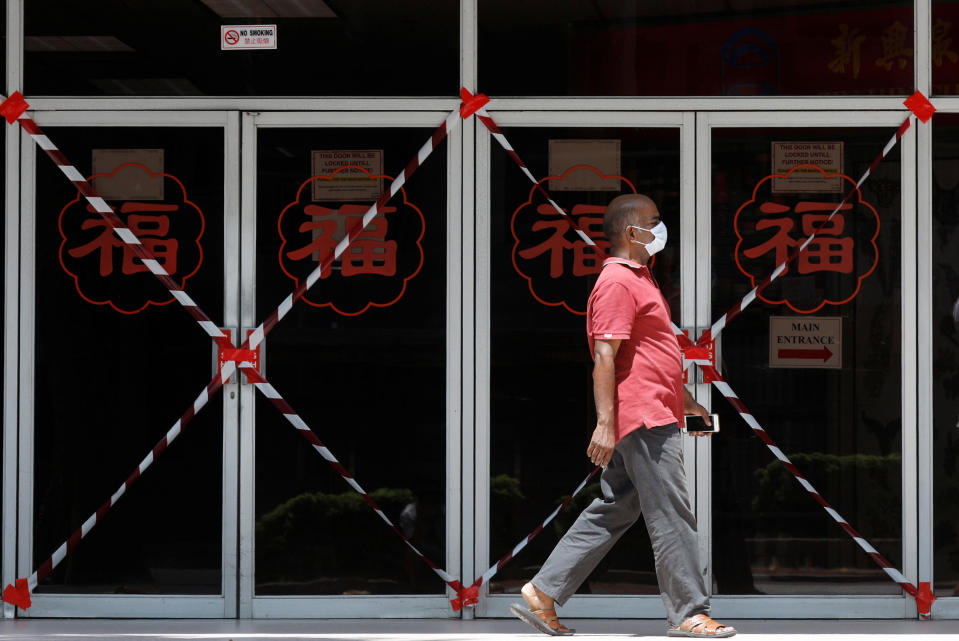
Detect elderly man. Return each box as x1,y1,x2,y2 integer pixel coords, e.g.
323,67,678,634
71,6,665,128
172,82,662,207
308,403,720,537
510,194,736,638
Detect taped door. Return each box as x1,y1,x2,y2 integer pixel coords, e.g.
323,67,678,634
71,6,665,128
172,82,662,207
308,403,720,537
695,112,918,618
17,111,240,617
239,111,462,618
474,112,699,619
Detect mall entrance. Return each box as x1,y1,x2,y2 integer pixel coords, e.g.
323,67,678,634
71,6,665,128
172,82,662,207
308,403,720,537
3,106,926,619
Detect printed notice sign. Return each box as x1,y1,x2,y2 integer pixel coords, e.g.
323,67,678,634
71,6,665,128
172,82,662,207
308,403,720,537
771,141,843,193
92,149,164,200
311,150,384,201
769,316,842,369
548,140,622,191
221,25,277,50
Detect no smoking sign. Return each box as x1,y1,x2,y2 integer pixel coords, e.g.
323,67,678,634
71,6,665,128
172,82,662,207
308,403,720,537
221,24,277,51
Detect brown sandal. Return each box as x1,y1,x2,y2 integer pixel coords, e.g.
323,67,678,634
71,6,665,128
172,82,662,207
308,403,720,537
667,614,736,638
509,602,575,636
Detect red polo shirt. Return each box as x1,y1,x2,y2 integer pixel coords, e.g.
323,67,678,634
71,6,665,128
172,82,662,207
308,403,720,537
586,257,684,442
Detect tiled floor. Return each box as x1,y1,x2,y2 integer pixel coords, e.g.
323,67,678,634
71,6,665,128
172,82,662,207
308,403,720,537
0,619,956,641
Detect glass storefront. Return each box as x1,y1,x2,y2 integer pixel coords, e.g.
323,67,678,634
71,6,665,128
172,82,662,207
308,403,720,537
2,0,957,623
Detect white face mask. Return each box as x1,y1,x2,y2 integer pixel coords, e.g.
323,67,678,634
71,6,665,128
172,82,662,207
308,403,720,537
628,222,668,256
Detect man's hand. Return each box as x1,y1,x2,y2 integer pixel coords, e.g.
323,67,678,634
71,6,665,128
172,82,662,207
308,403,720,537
683,386,712,437
587,424,616,467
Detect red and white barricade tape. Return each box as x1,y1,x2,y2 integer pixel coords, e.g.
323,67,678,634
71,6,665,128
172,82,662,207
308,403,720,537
452,466,601,610
1,363,236,610
1,91,488,610
0,92,232,349
241,355,600,610
239,99,479,353
696,91,935,349
1,88,938,615
473,99,937,614
674,328,936,617
239,367,467,592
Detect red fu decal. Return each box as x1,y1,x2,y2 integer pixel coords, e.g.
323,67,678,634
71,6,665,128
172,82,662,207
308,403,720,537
58,163,205,315
277,165,426,316
511,165,637,316
734,164,880,314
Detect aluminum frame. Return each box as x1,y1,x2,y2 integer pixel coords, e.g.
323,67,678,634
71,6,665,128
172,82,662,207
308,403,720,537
922,103,959,620
238,110,464,619
696,110,919,619
2,0,23,621
14,110,239,618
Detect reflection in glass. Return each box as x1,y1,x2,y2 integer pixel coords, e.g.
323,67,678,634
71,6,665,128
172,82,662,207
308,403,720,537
254,128,447,595
25,1,457,96
481,1,913,96
488,128,680,596
710,128,901,595
932,1,959,95
931,114,959,597
32,128,225,594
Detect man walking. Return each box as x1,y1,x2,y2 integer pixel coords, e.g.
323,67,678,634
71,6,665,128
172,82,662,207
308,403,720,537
510,194,736,638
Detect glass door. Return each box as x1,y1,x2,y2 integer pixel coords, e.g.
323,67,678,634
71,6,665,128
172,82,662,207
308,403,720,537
474,112,701,618
17,111,240,617
697,112,918,618
239,111,462,618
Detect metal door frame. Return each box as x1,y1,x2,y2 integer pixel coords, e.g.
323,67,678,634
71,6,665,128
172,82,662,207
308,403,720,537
695,110,919,619
11,109,241,617
238,110,464,619
472,110,698,619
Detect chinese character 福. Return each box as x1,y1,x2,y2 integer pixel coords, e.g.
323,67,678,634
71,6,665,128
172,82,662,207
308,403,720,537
286,203,398,277
742,201,854,275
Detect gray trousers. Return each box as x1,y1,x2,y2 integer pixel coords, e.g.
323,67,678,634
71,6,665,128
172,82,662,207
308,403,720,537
532,424,709,627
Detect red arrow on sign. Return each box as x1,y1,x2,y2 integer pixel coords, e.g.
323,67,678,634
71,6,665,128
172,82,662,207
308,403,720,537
778,346,833,362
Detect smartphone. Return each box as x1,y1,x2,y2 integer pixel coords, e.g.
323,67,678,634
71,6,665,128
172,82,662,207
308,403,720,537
683,413,720,433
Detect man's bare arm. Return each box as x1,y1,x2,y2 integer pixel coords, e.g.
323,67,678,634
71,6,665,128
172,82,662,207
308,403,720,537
587,338,620,467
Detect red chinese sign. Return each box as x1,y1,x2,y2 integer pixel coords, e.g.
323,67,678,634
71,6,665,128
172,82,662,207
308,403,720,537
734,164,880,314
277,166,425,316
571,6,959,96
58,163,205,314
511,165,636,315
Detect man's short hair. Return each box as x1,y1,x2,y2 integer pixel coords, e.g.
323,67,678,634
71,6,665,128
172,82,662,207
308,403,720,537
603,194,642,241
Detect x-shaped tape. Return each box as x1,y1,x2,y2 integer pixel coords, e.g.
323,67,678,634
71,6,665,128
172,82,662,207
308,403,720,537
0,90,469,609
0,89,939,617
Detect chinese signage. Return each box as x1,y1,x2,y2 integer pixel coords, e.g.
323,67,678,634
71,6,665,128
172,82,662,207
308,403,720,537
769,316,842,369
59,163,205,314
571,7,959,95
512,165,636,315
771,142,843,193
548,140,622,191
734,165,879,314
311,150,383,201
221,25,277,50
278,165,424,316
